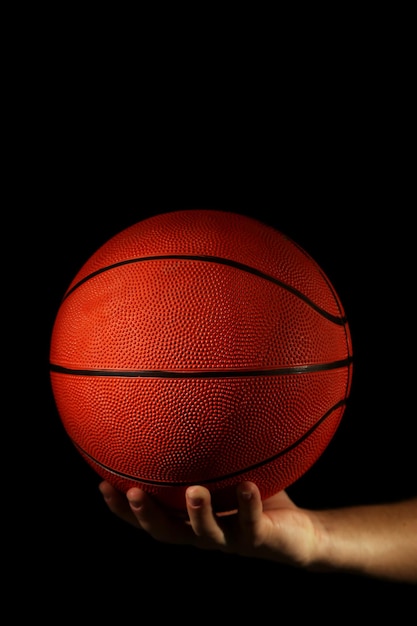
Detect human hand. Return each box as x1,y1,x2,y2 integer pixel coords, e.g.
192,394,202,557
99,480,319,567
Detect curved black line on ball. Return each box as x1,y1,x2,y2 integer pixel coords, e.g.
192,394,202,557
50,358,353,378
72,399,346,488
62,254,348,325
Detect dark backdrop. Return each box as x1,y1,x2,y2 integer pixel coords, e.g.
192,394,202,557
9,18,415,619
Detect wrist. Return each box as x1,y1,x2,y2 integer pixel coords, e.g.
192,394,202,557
304,509,353,574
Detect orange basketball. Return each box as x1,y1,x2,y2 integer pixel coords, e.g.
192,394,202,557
50,210,353,514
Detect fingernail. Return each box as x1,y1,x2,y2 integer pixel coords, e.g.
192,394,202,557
187,488,203,508
188,495,203,507
239,489,253,501
127,491,142,510
98,484,110,501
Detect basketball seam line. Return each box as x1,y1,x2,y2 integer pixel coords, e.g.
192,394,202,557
72,399,347,487
62,254,347,325
50,358,353,378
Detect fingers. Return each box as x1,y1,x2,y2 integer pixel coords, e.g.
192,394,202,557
195,482,267,558
236,481,263,527
98,481,139,528
234,481,266,551
185,483,264,550
101,482,231,548
126,487,195,544
99,481,266,554
99,482,194,542
185,486,227,546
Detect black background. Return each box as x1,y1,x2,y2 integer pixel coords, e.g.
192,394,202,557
18,45,415,616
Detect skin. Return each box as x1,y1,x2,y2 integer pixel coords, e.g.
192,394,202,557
99,480,417,585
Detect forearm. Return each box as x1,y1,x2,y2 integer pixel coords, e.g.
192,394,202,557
310,497,417,584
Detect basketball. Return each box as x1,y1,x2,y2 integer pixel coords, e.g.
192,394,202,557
50,209,353,514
